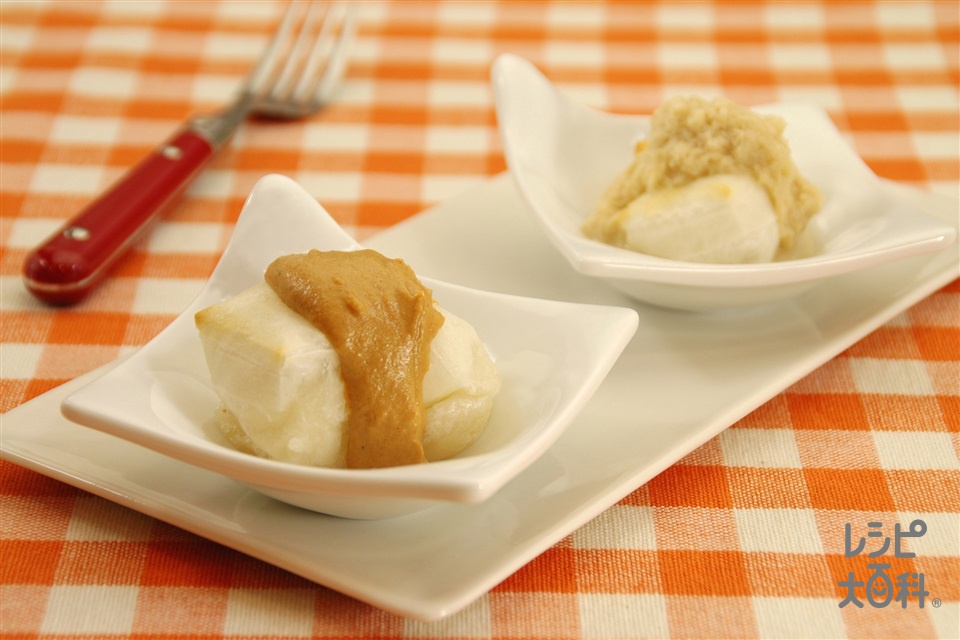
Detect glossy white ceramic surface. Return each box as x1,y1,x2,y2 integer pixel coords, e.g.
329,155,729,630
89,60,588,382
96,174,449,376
3,174,956,620
492,53,957,310
58,174,639,519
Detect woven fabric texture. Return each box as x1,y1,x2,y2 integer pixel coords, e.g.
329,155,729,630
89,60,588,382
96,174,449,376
1,1,957,638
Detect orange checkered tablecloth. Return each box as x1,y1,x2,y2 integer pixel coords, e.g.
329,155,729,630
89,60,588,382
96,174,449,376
1,1,958,638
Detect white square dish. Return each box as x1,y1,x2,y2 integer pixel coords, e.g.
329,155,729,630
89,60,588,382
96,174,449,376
60,174,638,519
492,53,957,311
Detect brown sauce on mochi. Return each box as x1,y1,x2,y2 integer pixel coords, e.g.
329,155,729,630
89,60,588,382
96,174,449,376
265,249,444,469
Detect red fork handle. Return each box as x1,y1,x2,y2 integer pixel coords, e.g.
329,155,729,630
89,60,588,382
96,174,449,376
22,128,215,305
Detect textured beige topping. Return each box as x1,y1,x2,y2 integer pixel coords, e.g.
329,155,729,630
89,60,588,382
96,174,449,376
583,96,822,257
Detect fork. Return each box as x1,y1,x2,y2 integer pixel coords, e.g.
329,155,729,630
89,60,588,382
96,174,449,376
23,1,356,305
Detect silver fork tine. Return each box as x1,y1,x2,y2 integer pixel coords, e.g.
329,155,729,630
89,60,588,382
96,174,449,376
244,1,355,117
270,2,356,112
270,2,325,102
240,2,302,99
288,3,337,101
307,3,356,107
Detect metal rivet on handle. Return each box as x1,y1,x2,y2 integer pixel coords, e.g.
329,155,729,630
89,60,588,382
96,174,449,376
63,226,91,241
162,144,183,160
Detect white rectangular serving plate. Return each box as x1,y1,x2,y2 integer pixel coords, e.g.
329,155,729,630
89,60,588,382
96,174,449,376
2,173,957,622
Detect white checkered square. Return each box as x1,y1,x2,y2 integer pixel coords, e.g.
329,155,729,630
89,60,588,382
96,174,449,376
931,601,960,640
734,508,824,554
911,132,960,159
29,165,106,196
203,32,267,62
302,123,368,151
185,169,235,199
764,4,824,29
0,67,15,96
720,428,803,469
343,34,379,64
191,74,241,104
86,26,154,54
574,505,657,550
431,39,491,65
578,593,669,639
223,588,315,637
1,276,49,312
850,358,935,396
895,86,960,111
769,44,832,70
5,218,60,248
68,68,138,99
213,0,279,22
50,115,121,145
883,43,947,71
428,81,490,107
437,2,497,26
0,343,43,379
774,87,843,111
40,585,138,635
873,432,958,470
657,43,718,69
896,512,960,557
146,222,224,254
334,78,375,105
655,4,713,30
425,126,490,154
546,3,606,28
131,278,205,315
1,25,35,51
102,0,165,19
752,596,846,639
294,170,362,202
544,42,606,67
875,2,936,29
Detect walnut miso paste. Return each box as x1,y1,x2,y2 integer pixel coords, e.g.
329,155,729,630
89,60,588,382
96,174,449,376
265,249,444,469
194,248,501,471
